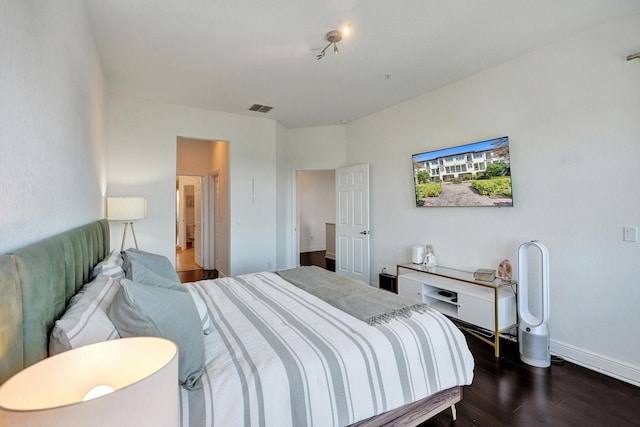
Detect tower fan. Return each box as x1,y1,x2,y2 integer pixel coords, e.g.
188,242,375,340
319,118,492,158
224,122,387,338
518,240,550,368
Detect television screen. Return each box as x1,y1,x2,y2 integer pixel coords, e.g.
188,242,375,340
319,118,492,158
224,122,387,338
412,136,513,207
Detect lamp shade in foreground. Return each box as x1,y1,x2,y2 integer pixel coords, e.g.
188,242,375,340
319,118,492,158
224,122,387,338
0,337,179,427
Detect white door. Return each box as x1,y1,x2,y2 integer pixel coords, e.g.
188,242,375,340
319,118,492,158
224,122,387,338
194,179,203,267
213,173,222,270
335,164,370,283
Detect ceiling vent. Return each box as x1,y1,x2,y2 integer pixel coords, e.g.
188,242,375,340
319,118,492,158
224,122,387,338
248,104,274,113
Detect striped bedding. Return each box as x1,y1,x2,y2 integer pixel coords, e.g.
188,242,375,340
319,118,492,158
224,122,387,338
179,271,474,427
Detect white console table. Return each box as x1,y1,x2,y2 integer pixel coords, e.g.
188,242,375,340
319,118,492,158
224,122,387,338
397,263,517,357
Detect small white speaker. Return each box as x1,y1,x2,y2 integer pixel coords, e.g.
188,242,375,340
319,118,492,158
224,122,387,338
412,246,425,264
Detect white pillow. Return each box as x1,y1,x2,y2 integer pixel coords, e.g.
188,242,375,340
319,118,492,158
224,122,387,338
49,275,121,355
187,288,213,335
90,250,125,280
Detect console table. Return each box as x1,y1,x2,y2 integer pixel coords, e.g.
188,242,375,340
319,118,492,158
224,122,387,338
397,263,517,357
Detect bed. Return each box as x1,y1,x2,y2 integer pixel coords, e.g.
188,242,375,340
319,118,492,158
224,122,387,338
0,220,474,427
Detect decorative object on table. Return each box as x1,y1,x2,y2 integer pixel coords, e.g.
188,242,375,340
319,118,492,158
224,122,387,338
107,197,147,251
424,245,437,266
0,337,178,427
497,259,512,280
518,240,551,368
473,268,496,281
411,245,425,264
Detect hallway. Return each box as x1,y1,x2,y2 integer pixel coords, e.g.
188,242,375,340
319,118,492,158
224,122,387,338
300,250,335,272
176,246,200,272
176,245,218,283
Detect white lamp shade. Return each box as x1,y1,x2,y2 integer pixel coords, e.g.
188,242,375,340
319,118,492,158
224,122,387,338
0,337,179,427
107,197,147,221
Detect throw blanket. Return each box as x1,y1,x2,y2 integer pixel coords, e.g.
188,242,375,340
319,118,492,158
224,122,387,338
277,266,430,325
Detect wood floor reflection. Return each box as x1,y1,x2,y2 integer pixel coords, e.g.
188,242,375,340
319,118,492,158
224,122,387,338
176,245,218,283
419,331,640,426
176,246,200,272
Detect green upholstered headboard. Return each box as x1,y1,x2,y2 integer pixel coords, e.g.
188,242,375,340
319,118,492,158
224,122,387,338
0,220,109,384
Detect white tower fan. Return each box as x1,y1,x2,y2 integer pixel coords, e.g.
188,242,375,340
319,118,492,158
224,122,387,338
518,240,551,368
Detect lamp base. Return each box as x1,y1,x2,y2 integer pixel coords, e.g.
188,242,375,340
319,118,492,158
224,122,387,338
120,221,139,251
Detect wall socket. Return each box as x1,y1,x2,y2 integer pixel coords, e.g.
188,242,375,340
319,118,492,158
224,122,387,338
623,226,638,242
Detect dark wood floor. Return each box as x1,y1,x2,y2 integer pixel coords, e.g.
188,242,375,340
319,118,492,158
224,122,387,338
178,269,218,283
178,262,640,426
177,249,329,282
300,250,335,271
422,332,640,427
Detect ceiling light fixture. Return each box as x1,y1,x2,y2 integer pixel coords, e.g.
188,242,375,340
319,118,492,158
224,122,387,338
316,30,343,60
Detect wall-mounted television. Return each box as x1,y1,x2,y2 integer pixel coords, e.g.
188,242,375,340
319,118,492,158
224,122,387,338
412,136,513,207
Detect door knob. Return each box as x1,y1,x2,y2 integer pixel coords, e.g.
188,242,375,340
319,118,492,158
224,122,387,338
359,230,369,235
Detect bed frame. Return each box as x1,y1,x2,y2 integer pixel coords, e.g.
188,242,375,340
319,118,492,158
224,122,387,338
0,219,460,425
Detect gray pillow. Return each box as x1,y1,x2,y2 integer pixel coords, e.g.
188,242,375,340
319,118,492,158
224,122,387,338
107,279,205,389
127,258,183,289
122,249,181,283
126,260,213,334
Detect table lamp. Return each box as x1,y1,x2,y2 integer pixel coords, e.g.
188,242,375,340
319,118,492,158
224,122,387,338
107,197,147,251
0,337,178,427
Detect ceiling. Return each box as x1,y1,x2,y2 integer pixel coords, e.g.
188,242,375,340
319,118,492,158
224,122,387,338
85,0,640,129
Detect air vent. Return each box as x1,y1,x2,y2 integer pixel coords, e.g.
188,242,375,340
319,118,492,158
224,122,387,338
248,104,274,113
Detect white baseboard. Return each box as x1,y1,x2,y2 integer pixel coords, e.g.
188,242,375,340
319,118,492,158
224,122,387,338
551,339,640,386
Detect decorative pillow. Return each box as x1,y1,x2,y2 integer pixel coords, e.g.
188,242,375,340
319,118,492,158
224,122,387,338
122,248,181,283
187,288,213,335
107,279,205,390
90,250,125,280
127,258,181,288
49,275,121,355
127,260,212,334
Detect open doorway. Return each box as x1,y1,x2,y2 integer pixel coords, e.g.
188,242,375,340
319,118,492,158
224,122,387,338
176,175,202,271
176,137,230,278
296,169,336,271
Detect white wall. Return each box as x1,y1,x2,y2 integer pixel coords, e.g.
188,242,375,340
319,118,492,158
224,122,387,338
286,126,348,170
275,122,290,269
345,12,640,383
297,170,335,253
0,0,106,253
106,95,277,276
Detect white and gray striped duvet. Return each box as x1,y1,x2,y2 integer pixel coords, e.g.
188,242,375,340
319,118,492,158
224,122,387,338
180,272,474,427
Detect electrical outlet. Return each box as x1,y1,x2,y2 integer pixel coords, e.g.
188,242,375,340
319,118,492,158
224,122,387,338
623,226,638,242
